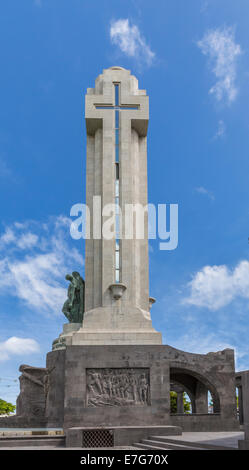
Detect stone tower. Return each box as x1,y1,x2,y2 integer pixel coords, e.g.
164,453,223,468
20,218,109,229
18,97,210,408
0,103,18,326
71,66,161,345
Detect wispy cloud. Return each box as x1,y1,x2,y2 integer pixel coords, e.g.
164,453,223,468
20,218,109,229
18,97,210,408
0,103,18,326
213,119,226,139
0,337,40,362
169,328,249,370
170,330,235,355
197,26,242,104
0,216,83,314
110,19,155,67
0,228,38,250
195,186,215,201
183,260,249,311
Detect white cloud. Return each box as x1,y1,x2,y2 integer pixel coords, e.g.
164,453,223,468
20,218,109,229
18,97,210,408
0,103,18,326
0,228,38,250
197,26,242,104
0,228,16,246
110,19,155,66
8,253,67,311
17,232,38,250
183,260,249,311
214,119,226,139
195,186,215,201
0,337,40,362
168,328,249,370
0,216,84,314
170,331,235,355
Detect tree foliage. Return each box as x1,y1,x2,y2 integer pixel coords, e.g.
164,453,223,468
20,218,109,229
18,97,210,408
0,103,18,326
0,398,16,415
170,391,191,413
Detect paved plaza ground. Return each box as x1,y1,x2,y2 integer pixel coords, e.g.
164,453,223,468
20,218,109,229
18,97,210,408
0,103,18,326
154,431,244,448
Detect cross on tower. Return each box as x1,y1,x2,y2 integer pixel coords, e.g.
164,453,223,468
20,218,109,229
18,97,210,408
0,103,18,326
94,83,139,111
84,67,151,319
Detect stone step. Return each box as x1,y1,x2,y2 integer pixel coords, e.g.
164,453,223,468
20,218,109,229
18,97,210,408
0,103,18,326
149,436,238,451
0,435,65,448
134,439,206,451
134,442,175,451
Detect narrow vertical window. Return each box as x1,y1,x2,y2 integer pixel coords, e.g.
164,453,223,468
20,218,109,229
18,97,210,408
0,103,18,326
114,83,120,282
115,82,119,106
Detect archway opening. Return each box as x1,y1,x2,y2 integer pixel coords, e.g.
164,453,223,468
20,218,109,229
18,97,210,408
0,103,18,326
170,367,220,415
236,386,242,423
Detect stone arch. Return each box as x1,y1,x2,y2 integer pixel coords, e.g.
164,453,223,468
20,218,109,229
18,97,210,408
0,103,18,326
170,365,221,414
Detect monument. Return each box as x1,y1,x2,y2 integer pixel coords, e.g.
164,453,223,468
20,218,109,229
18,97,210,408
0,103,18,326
1,67,240,447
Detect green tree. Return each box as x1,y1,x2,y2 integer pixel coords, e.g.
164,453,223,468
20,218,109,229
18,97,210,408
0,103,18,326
0,399,16,415
183,394,191,414
170,391,191,414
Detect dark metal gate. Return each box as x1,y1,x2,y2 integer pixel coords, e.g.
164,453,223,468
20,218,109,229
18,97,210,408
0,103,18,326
82,429,114,448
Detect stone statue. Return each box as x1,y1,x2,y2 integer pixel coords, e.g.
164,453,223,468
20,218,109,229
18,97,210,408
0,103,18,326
62,271,85,323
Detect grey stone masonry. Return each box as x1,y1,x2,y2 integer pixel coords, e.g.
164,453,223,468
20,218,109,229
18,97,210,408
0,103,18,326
42,345,239,433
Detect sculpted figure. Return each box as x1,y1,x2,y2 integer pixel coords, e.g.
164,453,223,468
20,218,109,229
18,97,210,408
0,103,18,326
19,365,44,388
17,365,55,416
139,373,148,403
87,371,102,395
62,271,85,323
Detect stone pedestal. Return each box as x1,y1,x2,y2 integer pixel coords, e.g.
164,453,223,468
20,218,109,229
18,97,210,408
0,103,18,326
47,345,170,430
8,344,240,441
69,306,162,345
52,323,81,350
43,345,239,435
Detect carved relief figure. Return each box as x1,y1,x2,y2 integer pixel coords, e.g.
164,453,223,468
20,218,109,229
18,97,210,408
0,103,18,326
86,368,150,407
139,373,149,403
16,364,55,417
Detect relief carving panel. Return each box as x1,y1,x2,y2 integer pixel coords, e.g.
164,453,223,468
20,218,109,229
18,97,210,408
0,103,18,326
86,368,150,407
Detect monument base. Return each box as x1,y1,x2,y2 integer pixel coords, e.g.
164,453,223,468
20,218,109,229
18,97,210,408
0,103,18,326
48,345,238,433
8,344,239,446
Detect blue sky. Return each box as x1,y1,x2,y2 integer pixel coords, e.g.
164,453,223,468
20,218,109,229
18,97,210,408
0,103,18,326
1,0,249,404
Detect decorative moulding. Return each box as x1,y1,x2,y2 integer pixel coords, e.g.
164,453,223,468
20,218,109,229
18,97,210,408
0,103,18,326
109,283,127,300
